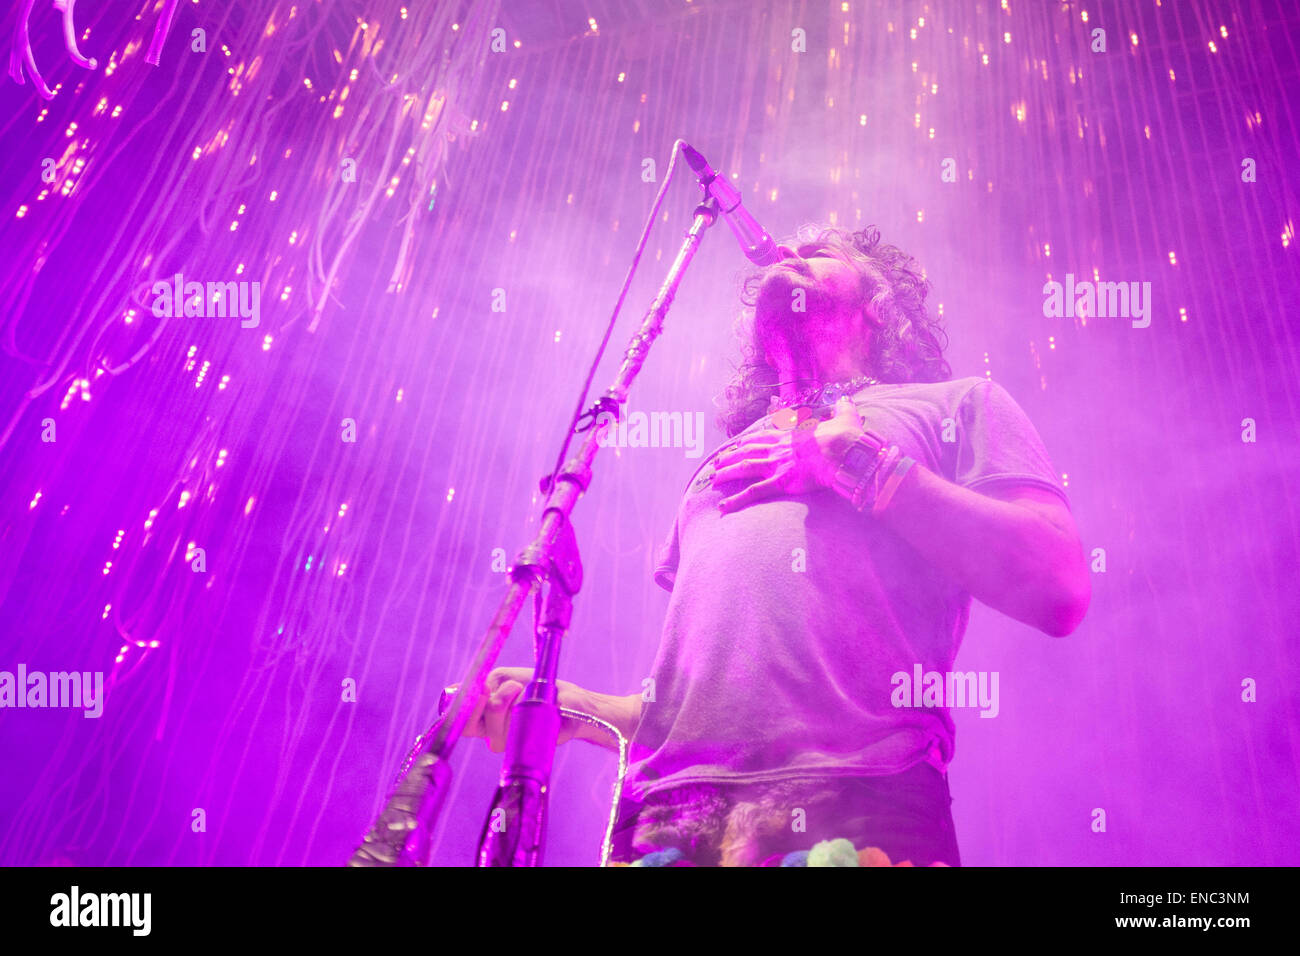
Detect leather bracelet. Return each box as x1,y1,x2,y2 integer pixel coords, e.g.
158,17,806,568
831,431,889,506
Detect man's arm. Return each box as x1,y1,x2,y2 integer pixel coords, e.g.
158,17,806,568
711,396,1090,636
572,691,643,751
873,467,1091,637
463,670,643,753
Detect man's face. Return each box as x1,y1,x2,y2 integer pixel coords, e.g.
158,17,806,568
755,241,871,375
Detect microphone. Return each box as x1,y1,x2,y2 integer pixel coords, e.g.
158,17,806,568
681,143,781,266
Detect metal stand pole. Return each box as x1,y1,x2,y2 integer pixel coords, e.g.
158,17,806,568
348,196,720,866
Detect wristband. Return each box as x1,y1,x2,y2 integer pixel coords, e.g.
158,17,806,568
832,432,908,513
831,431,889,508
856,443,902,511
870,456,916,516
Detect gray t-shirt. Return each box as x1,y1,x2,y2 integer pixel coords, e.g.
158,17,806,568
625,376,1070,800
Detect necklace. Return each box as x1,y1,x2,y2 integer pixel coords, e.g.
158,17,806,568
767,373,879,412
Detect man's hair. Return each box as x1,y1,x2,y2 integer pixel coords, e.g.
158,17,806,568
715,224,952,437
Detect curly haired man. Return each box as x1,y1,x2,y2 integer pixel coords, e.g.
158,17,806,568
468,226,1090,867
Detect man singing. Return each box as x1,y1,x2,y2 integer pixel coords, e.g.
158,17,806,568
467,225,1090,867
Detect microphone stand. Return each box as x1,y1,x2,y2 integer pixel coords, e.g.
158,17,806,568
348,192,720,866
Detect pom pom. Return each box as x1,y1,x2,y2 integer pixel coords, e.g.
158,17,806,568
780,850,810,867
857,846,893,867
631,847,685,867
808,838,860,867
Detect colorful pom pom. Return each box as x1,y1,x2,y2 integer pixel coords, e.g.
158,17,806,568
631,847,685,867
858,846,893,867
808,838,860,867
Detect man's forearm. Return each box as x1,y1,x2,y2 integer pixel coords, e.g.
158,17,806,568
573,690,643,751
872,461,1089,636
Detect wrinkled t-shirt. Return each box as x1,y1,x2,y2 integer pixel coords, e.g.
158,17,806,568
624,376,1070,800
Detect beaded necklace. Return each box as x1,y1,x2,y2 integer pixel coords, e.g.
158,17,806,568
766,373,879,412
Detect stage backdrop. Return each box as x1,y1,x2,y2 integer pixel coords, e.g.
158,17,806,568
1,0,1297,866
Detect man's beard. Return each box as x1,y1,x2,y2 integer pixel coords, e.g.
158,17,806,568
755,270,834,368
